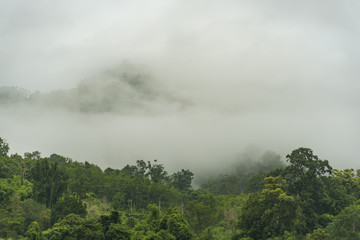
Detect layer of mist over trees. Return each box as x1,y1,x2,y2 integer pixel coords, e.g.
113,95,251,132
2,1,359,239
1,137,360,239
1,65,358,176
0,67,188,115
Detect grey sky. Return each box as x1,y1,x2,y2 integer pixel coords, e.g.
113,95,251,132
0,0,359,172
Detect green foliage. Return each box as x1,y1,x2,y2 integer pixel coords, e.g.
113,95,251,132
0,176,34,239
30,158,68,208
1,138,360,240
170,169,194,191
216,194,248,234
111,191,126,210
185,190,220,234
43,213,85,240
0,138,9,157
0,155,22,179
139,204,193,240
306,228,329,240
326,202,360,239
0,176,32,206
105,223,131,240
147,160,169,184
161,208,193,240
332,168,360,199
121,159,169,184
100,211,121,234
50,194,87,224
0,208,24,240
277,148,337,232
238,176,303,239
199,226,231,240
24,151,41,161
67,161,104,199
0,178,16,204
84,193,111,219
21,199,51,231
83,218,105,240
25,221,43,240
146,204,161,232
284,147,332,186
155,229,177,239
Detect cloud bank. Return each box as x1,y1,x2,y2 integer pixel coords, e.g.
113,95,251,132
0,0,359,173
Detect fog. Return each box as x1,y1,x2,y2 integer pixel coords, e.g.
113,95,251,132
1,0,360,173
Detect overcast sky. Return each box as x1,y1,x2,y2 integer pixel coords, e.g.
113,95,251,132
1,0,359,172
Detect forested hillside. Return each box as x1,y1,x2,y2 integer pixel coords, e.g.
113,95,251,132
1,137,360,239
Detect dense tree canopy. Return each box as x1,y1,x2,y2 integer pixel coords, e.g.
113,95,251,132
1,137,360,239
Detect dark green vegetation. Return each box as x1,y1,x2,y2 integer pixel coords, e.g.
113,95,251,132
1,137,360,239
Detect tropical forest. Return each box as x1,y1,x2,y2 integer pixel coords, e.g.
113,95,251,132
1,137,360,240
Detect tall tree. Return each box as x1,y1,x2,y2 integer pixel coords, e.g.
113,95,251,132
147,160,168,184
237,176,304,239
30,158,68,208
283,148,333,231
171,169,194,191
0,138,9,157
327,202,360,239
284,147,332,185
50,194,87,224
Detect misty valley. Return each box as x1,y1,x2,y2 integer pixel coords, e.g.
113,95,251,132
1,1,359,239
0,137,360,239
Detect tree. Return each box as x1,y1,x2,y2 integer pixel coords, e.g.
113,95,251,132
285,148,332,184
283,148,333,231
25,221,43,240
237,176,304,239
306,228,330,240
68,161,105,199
48,153,71,165
111,191,126,210
49,161,68,207
331,168,360,199
50,194,87,224
0,178,16,204
185,190,220,234
200,226,231,240
171,169,194,191
21,199,51,232
326,202,360,239
24,151,41,160
147,160,168,184
100,211,121,234
160,208,193,240
0,137,9,157
83,218,105,240
105,223,131,240
146,203,161,231
149,183,168,211
320,169,356,217
30,158,68,208
136,160,148,176
43,213,85,240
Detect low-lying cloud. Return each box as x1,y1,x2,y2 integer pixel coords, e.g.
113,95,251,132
0,0,359,174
